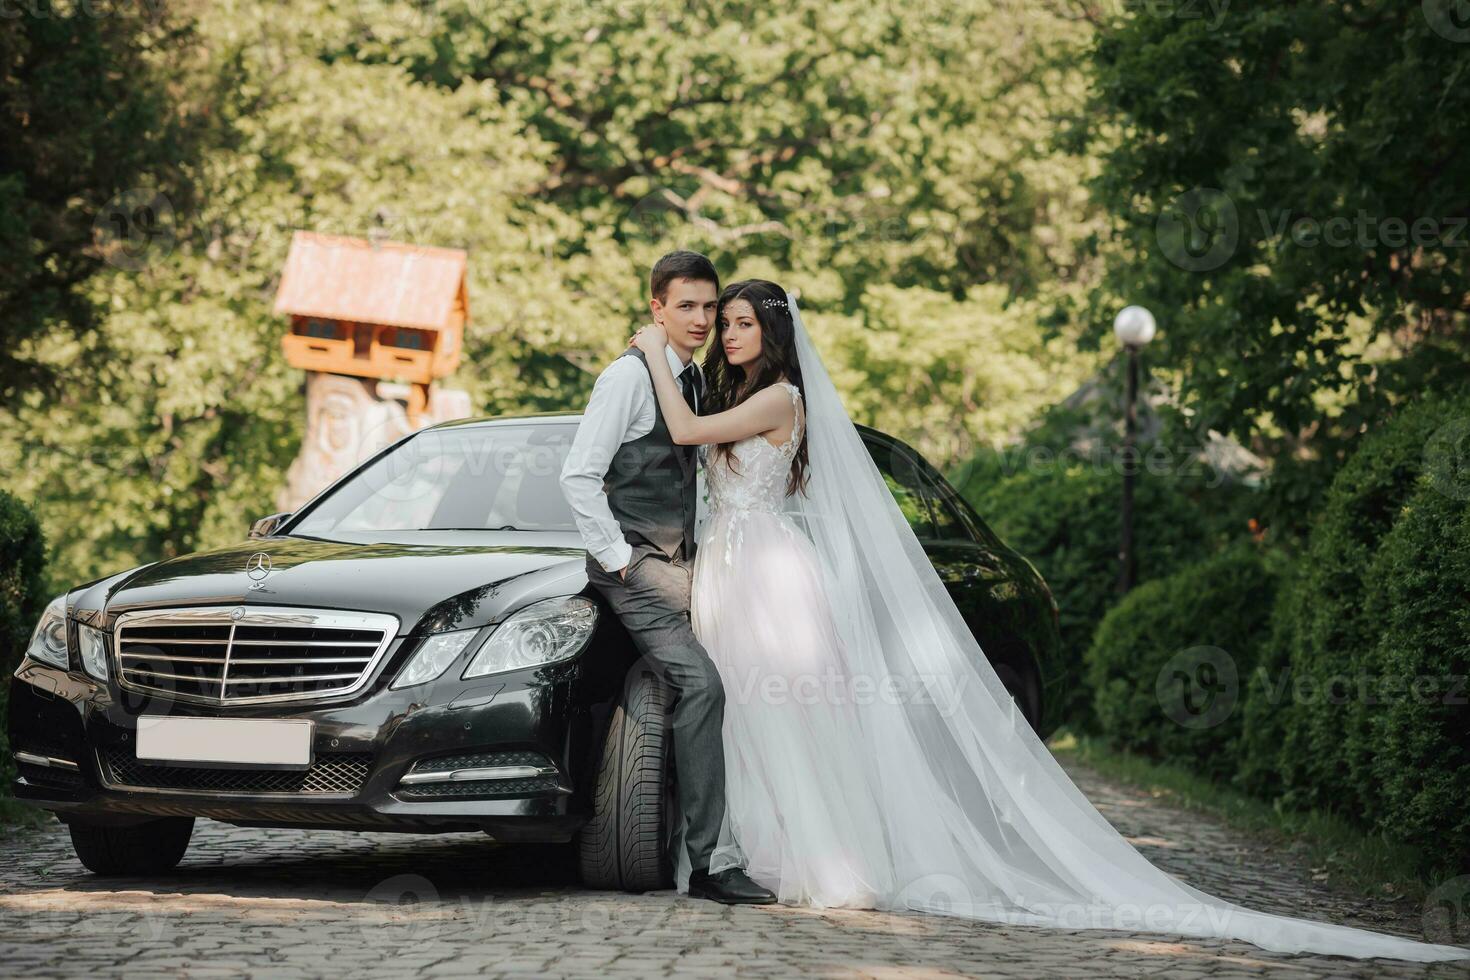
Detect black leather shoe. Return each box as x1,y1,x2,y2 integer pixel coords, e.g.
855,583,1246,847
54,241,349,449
687,867,777,905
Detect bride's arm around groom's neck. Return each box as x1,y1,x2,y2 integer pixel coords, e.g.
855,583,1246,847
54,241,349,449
636,335,791,449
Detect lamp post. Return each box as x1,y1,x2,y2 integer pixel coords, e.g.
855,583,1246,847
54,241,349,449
1114,305,1157,595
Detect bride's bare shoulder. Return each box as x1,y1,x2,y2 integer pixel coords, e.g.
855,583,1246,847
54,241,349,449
759,380,801,416
754,379,802,449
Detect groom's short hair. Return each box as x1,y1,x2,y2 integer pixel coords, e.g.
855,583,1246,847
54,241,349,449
650,250,719,303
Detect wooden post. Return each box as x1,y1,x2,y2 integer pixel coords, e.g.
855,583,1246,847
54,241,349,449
406,381,431,427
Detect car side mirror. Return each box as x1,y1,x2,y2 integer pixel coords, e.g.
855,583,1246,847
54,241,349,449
249,512,293,539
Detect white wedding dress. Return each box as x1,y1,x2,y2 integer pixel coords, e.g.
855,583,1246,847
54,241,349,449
677,382,895,907
667,297,1469,962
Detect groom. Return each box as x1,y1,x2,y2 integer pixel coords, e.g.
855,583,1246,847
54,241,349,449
559,250,775,905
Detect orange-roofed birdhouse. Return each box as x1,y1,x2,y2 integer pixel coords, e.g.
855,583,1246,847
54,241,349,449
274,231,469,423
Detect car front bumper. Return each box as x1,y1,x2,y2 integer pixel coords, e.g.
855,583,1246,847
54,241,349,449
6,653,607,841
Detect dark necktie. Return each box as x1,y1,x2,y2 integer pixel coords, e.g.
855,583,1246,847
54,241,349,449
679,363,700,415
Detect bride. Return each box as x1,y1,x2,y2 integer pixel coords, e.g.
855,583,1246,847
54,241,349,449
627,278,1469,962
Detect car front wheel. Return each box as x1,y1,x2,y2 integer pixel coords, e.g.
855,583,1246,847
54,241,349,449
578,668,673,892
68,816,194,876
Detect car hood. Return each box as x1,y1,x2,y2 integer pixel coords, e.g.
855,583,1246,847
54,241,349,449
89,532,589,635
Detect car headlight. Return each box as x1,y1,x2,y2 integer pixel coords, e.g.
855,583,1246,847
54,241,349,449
77,623,109,681
390,628,481,690
24,594,70,670
462,596,597,679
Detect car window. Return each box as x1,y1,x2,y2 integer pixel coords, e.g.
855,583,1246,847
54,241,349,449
292,423,578,534
880,471,936,538
926,486,970,541
913,457,1007,549
915,464,995,546
865,438,937,539
959,505,1006,549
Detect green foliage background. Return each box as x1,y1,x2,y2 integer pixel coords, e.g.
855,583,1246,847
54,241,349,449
1087,541,1281,781
2,0,1103,597
1239,394,1470,815
959,450,1240,728
0,490,48,799
1364,468,1470,868
1075,0,1470,541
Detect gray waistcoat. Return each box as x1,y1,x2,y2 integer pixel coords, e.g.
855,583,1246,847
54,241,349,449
603,348,698,561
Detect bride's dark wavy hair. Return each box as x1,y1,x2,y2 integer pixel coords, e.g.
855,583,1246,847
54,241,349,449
700,278,810,498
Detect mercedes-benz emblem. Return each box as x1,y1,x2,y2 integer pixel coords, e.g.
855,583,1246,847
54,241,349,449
246,552,272,581
230,606,246,621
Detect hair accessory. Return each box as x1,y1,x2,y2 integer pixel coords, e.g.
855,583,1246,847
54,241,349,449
760,297,788,310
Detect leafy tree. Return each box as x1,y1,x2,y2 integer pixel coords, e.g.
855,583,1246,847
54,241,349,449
2,0,1104,593
0,2,205,409
809,283,1099,464
1076,0,1470,537
339,0,1100,312
1,1,567,587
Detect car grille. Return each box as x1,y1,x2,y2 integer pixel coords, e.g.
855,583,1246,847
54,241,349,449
102,747,373,796
113,605,399,706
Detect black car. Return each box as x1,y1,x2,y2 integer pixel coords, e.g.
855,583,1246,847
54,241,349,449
8,412,1061,889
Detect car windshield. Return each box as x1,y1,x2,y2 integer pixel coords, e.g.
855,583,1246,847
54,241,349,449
291,422,578,535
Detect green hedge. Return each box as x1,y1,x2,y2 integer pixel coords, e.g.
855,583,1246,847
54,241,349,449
1361,466,1470,871
1234,561,1306,798
957,453,1245,728
0,489,49,801
1241,392,1470,815
1085,541,1280,779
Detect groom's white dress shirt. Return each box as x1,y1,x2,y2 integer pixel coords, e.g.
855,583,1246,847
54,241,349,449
560,345,704,574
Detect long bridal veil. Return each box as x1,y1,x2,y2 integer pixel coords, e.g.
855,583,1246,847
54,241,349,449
778,292,1468,961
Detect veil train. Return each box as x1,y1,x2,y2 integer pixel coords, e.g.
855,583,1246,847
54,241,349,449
777,292,1468,961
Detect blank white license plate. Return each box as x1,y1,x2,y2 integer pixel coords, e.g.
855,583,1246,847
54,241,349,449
136,717,314,768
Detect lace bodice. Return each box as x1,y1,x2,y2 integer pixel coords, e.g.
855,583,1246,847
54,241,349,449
701,381,804,517
697,382,806,568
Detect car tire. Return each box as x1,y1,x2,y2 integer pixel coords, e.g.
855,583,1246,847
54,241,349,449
68,816,194,876
578,668,673,892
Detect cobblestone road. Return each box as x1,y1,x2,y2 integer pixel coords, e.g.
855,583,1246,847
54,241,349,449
3,758,1467,979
